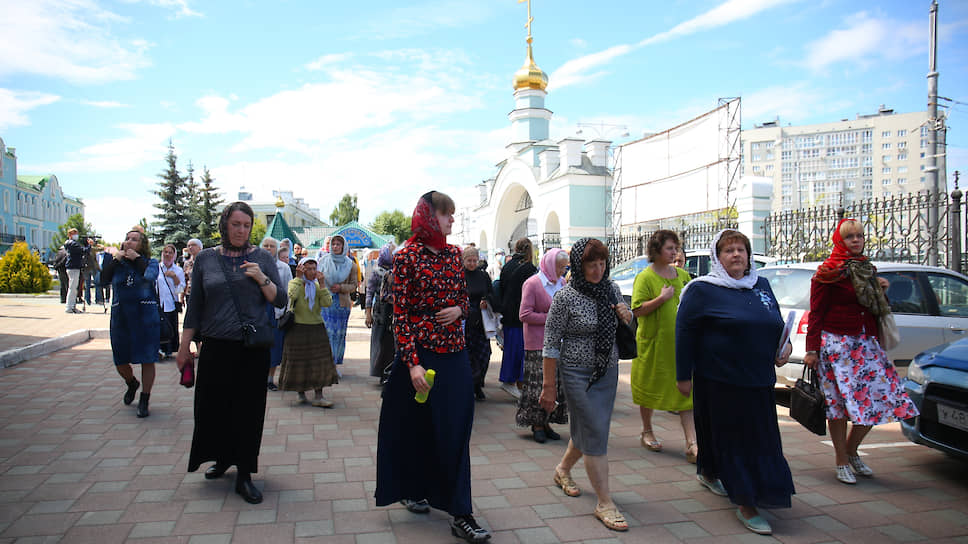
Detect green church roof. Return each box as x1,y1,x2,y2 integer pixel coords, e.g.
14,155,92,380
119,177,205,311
266,212,302,246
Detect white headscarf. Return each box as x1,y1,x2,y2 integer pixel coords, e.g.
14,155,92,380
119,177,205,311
299,256,318,311
681,229,758,298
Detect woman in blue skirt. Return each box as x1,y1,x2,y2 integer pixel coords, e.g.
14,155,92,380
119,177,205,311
101,229,160,418
318,234,358,369
375,191,490,543
676,229,795,536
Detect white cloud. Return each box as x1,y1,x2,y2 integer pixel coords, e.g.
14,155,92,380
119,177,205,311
742,83,852,124
305,53,353,71
84,194,158,243
180,49,489,153
804,12,921,72
363,0,497,40
26,123,176,173
550,0,795,90
79,99,129,108
123,0,203,18
0,89,61,130
0,0,151,84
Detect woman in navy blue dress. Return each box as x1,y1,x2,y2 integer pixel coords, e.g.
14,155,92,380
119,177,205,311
101,229,160,418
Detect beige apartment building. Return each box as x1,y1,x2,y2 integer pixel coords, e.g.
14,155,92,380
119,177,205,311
742,106,946,212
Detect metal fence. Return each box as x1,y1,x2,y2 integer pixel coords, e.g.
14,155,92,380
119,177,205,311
606,220,738,267
764,189,966,273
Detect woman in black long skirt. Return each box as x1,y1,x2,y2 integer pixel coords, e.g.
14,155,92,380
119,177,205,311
675,229,795,536
176,202,287,505
375,191,490,543
461,246,495,400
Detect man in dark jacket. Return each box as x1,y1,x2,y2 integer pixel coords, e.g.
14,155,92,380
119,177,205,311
51,248,69,303
496,238,537,399
64,228,91,313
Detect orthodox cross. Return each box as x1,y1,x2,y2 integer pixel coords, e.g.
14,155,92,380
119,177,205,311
518,0,533,41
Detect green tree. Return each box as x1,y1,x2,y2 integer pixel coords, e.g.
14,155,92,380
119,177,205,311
151,141,190,250
0,242,52,293
371,210,412,244
50,214,96,252
183,161,201,237
249,217,267,245
329,193,360,225
197,166,223,246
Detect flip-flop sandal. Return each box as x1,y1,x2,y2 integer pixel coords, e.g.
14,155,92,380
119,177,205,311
594,507,629,532
553,470,581,497
640,430,662,452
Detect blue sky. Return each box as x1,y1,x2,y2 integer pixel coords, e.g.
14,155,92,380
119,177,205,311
2,0,966,242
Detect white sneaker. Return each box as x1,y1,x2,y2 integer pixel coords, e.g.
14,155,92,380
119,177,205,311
312,397,334,408
836,465,856,484
499,383,522,399
847,455,874,477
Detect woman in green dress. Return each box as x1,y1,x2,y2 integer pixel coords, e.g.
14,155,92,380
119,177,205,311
630,230,697,463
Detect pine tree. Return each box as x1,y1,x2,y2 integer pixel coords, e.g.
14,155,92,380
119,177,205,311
197,166,224,246
183,161,201,244
152,141,190,250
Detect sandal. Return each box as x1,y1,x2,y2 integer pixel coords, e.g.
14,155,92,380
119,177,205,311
640,429,662,452
685,441,698,464
594,506,629,532
553,469,581,497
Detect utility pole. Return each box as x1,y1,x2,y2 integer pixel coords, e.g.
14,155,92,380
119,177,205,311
926,0,941,266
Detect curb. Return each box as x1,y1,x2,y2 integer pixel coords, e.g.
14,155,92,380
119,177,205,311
0,329,109,369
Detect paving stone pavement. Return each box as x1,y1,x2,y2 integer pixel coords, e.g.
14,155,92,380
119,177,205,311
0,296,966,543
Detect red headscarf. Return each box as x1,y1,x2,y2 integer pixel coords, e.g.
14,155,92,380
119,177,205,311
407,191,447,249
813,218,868,283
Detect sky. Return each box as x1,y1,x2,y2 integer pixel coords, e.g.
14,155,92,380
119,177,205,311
2,0,967,242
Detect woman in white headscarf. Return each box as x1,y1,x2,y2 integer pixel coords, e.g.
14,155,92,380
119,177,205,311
317,234,359,368
675,229,794,536
278,256,337,407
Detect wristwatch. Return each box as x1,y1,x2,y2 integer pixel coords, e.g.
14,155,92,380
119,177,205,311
262,277,271,286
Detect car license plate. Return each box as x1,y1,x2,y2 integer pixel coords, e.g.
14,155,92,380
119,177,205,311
937,403,968,432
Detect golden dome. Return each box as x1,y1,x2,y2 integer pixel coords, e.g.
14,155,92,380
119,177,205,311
275,196,285,208
513,42,547,91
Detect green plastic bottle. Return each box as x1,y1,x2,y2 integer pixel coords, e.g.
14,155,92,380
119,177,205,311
415,369,436,403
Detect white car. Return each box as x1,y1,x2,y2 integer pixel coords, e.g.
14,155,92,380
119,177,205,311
614,251,777,302
758,262,968,386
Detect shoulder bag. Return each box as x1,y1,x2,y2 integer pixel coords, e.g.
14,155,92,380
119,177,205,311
610,288,637,360
277,296,295,332
878,312,900,351
790,366,827,436
216,253,274,349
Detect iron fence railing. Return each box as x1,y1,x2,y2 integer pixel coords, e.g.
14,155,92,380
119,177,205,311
606,219,738,267
764,190,966,272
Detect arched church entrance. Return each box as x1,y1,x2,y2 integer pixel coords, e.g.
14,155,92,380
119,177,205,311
494,184,534,253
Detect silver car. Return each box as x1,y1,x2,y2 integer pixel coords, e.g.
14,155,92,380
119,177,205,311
759,262,968,386
614,252,776,302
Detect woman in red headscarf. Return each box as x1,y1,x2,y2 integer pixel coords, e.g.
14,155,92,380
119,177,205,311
374,191,491,543
804,218,918,485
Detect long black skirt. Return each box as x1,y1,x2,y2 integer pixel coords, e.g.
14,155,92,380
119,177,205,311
369,318,394,378
187,338,270,475
465,320,491,389
375,347,475,516
693,375,795,509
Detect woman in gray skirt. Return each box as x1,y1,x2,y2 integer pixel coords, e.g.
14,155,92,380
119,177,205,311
278,256,338,407
539,238,633,532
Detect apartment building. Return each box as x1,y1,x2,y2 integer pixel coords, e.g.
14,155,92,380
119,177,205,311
742,106,946,211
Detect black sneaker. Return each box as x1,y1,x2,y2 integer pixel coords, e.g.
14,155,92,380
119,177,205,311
267,382,278,391
400,498,430,514
451,515,490,542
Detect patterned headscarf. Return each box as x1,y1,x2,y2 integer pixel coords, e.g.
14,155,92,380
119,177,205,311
814,218,890,316
406,191,447,249
568,238,618,390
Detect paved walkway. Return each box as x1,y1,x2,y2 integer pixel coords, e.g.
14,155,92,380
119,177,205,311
0,296,966,543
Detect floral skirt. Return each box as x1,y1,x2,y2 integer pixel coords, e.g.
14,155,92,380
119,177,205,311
818,331,920,425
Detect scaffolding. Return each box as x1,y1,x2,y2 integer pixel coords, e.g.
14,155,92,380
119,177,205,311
718,97,742,224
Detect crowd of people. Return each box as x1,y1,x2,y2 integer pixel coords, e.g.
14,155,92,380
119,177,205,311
87,192,919,540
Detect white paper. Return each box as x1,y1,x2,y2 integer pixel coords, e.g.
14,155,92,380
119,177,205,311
776,310,796,359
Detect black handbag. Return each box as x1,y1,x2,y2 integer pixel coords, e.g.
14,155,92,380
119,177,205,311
217,253,274,349
277,300,295,332
610,290,637,360
158,302,175,343
790,366,827,435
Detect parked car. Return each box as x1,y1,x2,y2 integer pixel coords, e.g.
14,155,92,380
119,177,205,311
758,262,968,387
901,338,968,459
614,251,776,301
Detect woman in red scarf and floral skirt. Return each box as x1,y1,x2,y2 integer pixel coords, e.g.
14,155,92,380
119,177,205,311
375,191,490,543
804,218,919,485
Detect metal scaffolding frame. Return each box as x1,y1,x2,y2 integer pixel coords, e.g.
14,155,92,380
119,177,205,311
718,97,742,223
